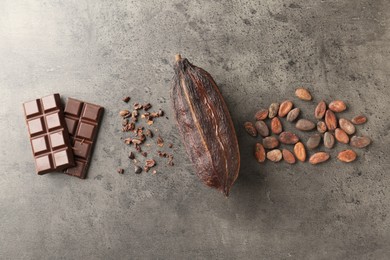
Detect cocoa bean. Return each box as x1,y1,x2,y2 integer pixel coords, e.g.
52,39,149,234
335,128,349,144
255,109,268,121
309,152,330,165
287,108,300,122
263,136,279,149
351,115,367,125
325,110,337,131
323,132,335,149
271,117,283,134
339,118,355,135
279,132,299,144
255,143,266,163
314,100,327,119
350,136,371,148
317,121,327,134
255,120,269,137
294,142,306,162
244,122,257,137
295,88,312,101
278,100,293,117
306,134,321,150
337,150,357,162
282,149,296,164
329,100,347,112
268,103,280,118
267,149,282,162
296,119,315,131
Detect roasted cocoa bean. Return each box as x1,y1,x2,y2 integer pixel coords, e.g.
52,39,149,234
351,115,367,125
329,100,347,112
306,134,321,150
295,88,312,101
339,118,355,135
279,132,299,144
287,108,300,122
335,128,349,144
350,136,371,148
255,109,268,121
338,150,357,162
268,103,279,118
296,119,315,131
278,100,293,117
323,132,335,149
255,120,269,137
294,142,306,162
314,100,327,119
309,152,330,165
325,110,337,131
282,149,296,164
255,143,266,163
267,149,282,162
271,117,283,134
317,121,327,134
263,136,279,149
244,122,257,137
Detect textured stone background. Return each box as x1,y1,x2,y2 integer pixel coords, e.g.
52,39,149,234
1,0,389,259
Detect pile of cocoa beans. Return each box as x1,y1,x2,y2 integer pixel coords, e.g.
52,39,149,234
244,88,371,165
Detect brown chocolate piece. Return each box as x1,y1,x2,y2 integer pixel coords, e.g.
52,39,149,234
23,94,75,175
63,98,104,179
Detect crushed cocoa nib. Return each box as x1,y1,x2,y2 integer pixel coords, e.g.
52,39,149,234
122,96,130,103
149,112,159,118
131,138,142,145
145,129,153,137
157,151,168,158
144,166,150,172
157,136,164,147
158,109,164,117
145,159,156,168
124,138,132,145
141,152,148,157
135,144,141,152
167,155,174,166
122,122,135,132
168,143,173,148
117,168,124,174
143,103,152,111
132,110,138,118
134,166,142,174
147,120,154,125
134,103,143,110
122,119,128,126
128,152,135,159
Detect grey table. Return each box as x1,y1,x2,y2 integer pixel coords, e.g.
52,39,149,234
1,1,389,259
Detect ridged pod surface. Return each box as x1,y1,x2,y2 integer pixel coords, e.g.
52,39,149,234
171,55,240,196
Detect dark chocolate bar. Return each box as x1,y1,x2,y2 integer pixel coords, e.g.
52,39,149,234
63,98,104,179
23,94,75,175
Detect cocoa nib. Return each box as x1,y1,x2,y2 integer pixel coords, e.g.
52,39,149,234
157,136,164,147
134,166,142,174
145,159,156,168
145,129,153,137
122,96,130,103
134,103,143,110
128,152,135,159
117,168,124,174
143,103,152,111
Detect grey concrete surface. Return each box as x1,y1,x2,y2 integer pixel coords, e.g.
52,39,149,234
1,0,389,259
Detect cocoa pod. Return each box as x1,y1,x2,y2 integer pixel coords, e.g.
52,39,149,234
263,136,279,149
172,55,240,196
296,119,315,131
306,134,321,150
335,128,349,144
317,121,327,134
350,136,371,148
314,100,327,119
295,88,312,101
339,118,355,135
255,120,269,137
287,108,300,122
282,149,296,164
351,115,367,125
323,132,335,149
255,143,266,163
278,100,293,117
271,117,283,134
309,152,330,165
294,142,306,162
325,110,337,131
267,149,282,162
244,122,257,137
255,109,268,121
329,100,347,112
279,132,299,144
268,103,279,118
338,150,357,162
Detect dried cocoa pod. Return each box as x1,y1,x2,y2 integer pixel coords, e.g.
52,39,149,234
335,128,349,144
268,103,279,118
329,100,347,112
315,100,326,119
323,132,335,149
338,150,357,162
255,143,266,163
255,120,269,137
244,122,257,137
339,118,355,135
267,149,282,162
294,142,306,162
350,136,371,148
279,132,299,144
171,55,240,196
287,108,300,122
317,121,327,134
296,119,315,131
309,152,330,165
271,117,283,134
325,110,337,131
282,149,296,164
263,136,279,149
351,115,367,125
306,134,321,150
278,100,293,117
295,88,312,101
255,109,268,121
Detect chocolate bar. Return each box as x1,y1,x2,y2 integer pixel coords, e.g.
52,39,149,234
64,98,104,179
23,94,75,174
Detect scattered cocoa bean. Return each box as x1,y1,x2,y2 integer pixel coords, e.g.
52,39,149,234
306,134,321,150
350,136,371,148
323,132,335,149
266,149,282,162
268,103,280,118
315,100,326,119
279,132,299,144
325,110,337,131
329,100,347,112
244,122,257,137
337,150,357,162
255,121,269,137
271,117,283,134
282,149,296,164
278,100,293,117
295,88,312,101
335,128,349,144
286,108,300,122
309,152,330,165
255,109,268,121
339,118,355,135
263,136,279,149
294,142,306,162
255,143,266,163
351,115,367,125
317,121,327,134
296,119,316,131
